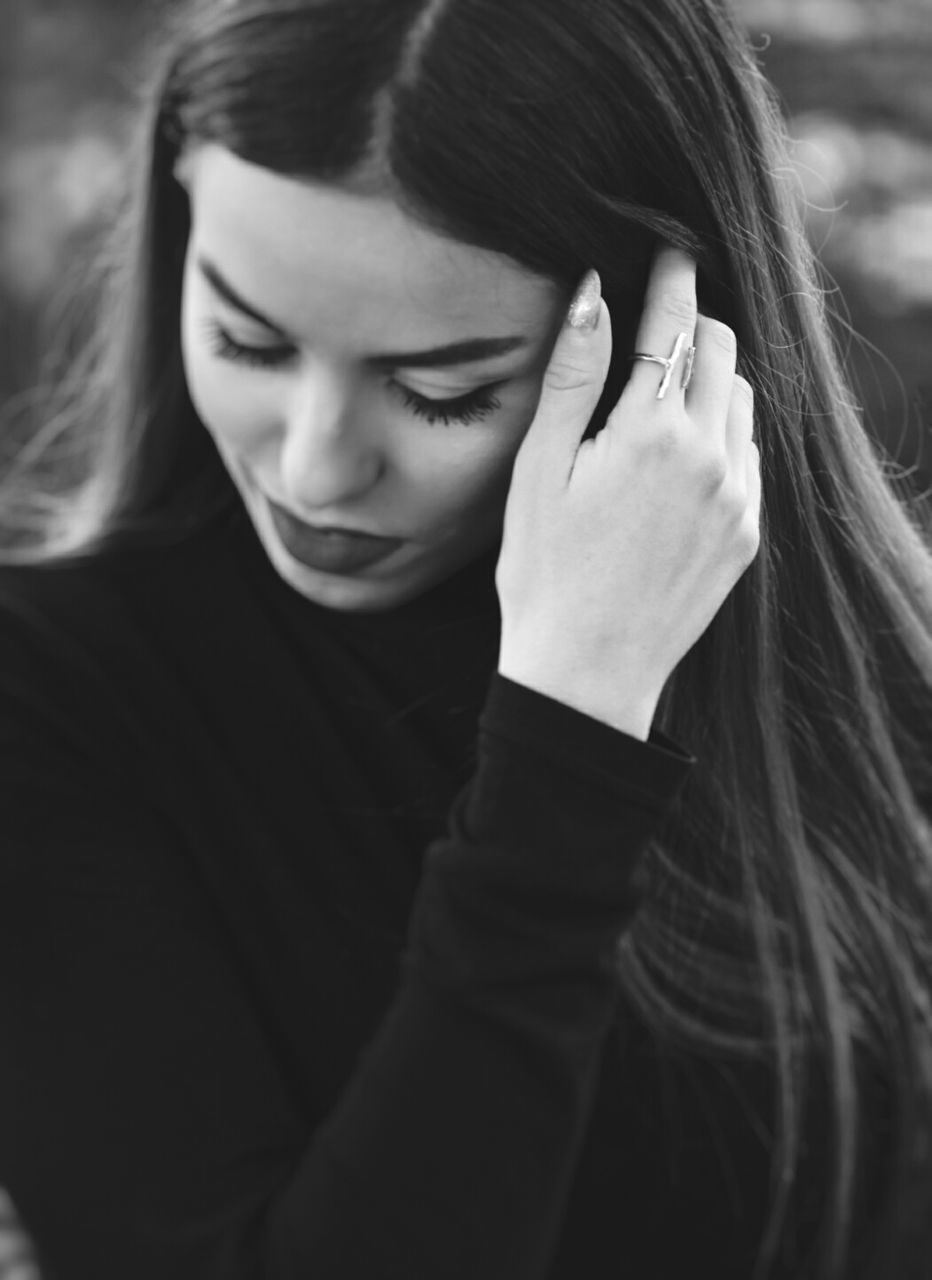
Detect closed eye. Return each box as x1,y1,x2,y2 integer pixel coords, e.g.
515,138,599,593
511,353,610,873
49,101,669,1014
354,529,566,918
202,322,504,426
202,322,295,370
388,380,503,426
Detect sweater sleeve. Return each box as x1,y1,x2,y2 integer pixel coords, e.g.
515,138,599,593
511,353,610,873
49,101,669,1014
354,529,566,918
268,674,694,1278
0,653,694,1280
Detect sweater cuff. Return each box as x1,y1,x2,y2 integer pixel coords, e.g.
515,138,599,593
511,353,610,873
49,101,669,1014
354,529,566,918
480,673,696,812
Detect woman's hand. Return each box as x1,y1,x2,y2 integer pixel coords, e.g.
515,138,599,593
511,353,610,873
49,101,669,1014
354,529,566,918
496,246,761,741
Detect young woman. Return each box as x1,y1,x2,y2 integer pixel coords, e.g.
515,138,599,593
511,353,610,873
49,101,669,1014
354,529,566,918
1,1,930,1278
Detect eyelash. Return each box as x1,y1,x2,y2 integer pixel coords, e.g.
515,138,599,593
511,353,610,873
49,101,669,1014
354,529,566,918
202,322,503,427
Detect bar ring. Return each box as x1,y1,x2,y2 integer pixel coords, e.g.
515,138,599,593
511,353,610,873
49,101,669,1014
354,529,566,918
630,332,697,399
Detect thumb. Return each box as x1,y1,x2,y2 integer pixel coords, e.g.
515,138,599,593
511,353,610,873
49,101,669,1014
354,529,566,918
520,270,612,474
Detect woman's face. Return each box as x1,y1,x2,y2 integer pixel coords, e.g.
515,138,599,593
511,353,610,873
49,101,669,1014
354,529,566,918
177,144,566,611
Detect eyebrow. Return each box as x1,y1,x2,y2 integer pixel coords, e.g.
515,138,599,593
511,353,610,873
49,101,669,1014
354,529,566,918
198,256,530,370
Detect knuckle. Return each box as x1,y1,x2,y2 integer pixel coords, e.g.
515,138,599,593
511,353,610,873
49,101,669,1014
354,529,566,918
741,537,761,569
733,375,754,407
737,515,761,562
695,451,728,495
644,420,684,458
724,474,750,512
703,318,737,355
543,360,591,394
659,289,696,329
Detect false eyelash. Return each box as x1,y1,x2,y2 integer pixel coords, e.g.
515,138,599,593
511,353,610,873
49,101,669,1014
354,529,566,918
201,321,295,370
202,320,504,426
391,381,502,427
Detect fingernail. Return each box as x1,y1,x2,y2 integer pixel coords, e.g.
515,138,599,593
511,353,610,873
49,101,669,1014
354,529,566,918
566,269,602,331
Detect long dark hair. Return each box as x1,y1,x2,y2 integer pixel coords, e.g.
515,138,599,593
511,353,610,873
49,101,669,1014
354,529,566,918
4,1,932,1275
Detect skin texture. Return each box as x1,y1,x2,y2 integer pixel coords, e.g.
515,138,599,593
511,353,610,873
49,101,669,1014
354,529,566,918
176,144,566,611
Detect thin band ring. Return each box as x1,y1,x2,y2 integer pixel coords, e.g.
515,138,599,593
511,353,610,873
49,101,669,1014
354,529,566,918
630,331,697,399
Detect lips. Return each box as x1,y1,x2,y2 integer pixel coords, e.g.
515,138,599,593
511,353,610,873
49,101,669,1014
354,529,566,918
263,496,404,574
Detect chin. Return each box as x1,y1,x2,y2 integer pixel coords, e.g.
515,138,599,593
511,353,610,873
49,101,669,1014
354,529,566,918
281,566,427,612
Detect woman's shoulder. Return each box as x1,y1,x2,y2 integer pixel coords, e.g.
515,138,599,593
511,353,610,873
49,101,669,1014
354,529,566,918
0,516,240,765
0,544,215,897
0,507,240,673
0,545,165,697
0,550,123,697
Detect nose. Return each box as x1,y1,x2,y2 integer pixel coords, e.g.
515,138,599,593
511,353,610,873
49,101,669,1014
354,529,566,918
278,363,383,511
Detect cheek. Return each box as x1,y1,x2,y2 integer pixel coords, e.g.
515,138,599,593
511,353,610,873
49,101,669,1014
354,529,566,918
410,421,529,534
180,296,223,429
179,279,272,447
181,334,270,451
449,392,539,505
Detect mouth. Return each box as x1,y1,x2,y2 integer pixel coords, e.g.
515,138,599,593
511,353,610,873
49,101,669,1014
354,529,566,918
262,495,405,574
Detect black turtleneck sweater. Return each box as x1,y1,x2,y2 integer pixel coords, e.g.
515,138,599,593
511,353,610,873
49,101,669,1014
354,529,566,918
0,474,824,1279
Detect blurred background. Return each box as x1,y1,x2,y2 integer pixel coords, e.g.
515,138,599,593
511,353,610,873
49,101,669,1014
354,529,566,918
2,0,932,509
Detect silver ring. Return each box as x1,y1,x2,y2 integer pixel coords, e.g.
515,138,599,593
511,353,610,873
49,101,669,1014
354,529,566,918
630,331,697,399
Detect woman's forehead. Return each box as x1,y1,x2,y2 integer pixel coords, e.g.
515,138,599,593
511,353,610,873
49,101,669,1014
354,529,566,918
178,143,562,353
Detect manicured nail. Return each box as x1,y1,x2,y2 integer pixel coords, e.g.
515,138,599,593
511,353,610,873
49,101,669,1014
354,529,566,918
566,269,602,331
